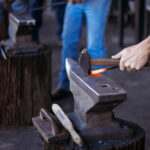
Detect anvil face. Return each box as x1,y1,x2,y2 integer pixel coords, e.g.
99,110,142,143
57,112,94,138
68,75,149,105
66,58,127,125
9,13,36,44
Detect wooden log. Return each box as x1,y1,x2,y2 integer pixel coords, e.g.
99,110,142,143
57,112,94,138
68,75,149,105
0,48,51,126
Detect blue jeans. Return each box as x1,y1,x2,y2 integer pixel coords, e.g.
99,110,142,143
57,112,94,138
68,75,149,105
53,4,66,41
59,0,112,90
29,0,44,41
52,0,67,41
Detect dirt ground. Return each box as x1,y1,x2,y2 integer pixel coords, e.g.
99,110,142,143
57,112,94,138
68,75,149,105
0,10,150,150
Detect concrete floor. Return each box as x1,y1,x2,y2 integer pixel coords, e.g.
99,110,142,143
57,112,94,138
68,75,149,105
0,11,150,150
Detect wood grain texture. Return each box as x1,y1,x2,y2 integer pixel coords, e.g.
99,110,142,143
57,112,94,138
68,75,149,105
0,48,51,126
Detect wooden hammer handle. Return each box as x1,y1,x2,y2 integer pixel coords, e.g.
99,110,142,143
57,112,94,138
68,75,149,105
90,58,119,66
90,58,150,67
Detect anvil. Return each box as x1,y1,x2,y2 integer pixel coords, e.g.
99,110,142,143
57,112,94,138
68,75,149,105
66,58,133,143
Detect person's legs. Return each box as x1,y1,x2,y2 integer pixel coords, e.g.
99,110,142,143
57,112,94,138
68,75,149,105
29,0,44,43
84,0,112,67
54,4,66,41
58,3,83,90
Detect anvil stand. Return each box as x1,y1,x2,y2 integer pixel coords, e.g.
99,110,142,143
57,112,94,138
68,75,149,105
0,13,51,126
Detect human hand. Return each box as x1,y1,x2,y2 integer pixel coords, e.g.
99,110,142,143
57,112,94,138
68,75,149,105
112,36,150,72
68,0,85,4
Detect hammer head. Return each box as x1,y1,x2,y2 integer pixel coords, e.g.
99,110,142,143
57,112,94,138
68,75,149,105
79,49,91,75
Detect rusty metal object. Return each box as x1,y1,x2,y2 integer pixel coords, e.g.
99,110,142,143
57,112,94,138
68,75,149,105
32,108,69,144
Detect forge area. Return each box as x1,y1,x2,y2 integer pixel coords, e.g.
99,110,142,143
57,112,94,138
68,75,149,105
0,9,150,150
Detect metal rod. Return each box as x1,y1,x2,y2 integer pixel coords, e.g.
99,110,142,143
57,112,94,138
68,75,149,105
0,46,7,60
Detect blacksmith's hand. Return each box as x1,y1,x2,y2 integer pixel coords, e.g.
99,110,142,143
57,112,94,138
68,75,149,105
112,36,150,72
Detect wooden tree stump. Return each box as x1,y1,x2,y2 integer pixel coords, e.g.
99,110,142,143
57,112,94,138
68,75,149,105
0,48,51,126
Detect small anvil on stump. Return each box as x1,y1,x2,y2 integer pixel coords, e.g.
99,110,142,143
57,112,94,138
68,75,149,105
0,13,51,126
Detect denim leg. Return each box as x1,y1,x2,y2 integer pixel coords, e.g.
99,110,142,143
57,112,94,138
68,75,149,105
84,0,112,61
29,0,44,41
54,4,66,41
59,3,83,90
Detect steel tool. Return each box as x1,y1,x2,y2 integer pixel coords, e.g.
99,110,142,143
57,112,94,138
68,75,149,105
79,49,150,75
0,46,7,60
32,108,69,144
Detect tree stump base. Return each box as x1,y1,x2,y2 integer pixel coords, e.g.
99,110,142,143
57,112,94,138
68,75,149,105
0,48,51,126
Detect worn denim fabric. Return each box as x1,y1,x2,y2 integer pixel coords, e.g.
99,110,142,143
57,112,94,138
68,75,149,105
58,0,112,90
29,0,44,40
52,0,67,41
53,4,66,41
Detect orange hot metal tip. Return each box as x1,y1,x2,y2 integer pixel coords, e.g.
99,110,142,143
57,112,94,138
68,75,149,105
91,68,108,75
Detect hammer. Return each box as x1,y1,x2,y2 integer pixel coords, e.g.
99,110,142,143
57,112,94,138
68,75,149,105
79,49,150,75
